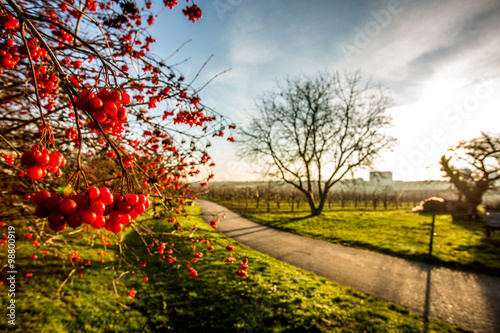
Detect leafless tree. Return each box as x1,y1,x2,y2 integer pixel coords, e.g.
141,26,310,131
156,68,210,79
238,71,396,216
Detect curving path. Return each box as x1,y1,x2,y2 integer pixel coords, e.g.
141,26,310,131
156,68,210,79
198,200,500,333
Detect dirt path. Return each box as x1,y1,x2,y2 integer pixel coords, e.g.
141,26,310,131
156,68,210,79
198,200,500,333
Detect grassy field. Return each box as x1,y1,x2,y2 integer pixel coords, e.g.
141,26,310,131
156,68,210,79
0,204,471,332
209,198,500,277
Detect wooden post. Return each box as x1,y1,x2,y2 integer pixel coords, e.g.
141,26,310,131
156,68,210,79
429,214,436,256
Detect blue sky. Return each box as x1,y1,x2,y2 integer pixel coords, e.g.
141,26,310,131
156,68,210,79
148,0,500,182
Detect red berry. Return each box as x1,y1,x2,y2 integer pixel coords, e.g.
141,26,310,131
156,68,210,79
75,96,89,110
59,199,78,215
21,151,36,166
88,97,103,110
109,211,122,223
98,189,114,205
130,210,139,219
108,90,122,103
103,101,117,115
34,205,51,218
45,195,64,211
81,210,97,224
118,202,132,214
49,152,64,167
53,168,63,177
97,89,109,100
133,203,145,214
32,190,51,205
27,166,44,180
87,186,100,201
67,212,82,228
91,215,106,229
110,222,121,234
90,201,105,215
126,194,139,206
73,194,88,210
48,211,66,228
80,89,94,98
94,109,108,122
117,107,128,121
35,152,50,166
122,92,131,105
121,214,131,225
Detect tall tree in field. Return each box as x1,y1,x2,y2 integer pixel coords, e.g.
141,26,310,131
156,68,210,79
440,132,500,218
238,71,396,216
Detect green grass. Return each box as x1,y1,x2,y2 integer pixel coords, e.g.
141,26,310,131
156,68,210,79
210,198,500,277
0,204,471,332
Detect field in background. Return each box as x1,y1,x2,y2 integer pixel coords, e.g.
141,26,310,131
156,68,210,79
208,198,500,277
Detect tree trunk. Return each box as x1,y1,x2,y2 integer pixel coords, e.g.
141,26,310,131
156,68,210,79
307,192,328,216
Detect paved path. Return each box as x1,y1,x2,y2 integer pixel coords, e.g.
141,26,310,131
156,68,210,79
198,200,500,333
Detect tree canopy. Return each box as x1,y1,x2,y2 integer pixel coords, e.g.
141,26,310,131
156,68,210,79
238,71,396,216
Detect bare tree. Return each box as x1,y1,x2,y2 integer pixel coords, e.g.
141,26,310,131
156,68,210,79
238,71,396,216
440,132,500,218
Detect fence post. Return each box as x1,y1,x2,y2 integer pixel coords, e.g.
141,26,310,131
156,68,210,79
429,214,436,256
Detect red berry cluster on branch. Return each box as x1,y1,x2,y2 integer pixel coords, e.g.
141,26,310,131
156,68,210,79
30,66,59,100
75,88,131,138
163,0,178,9
0,0,242,298
0,39,20,70
0,12,19,30
182,4,202,22
21,145,66,180
29,187,149,233
173,110,213,127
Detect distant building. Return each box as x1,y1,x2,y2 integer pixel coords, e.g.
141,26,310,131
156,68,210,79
369,171,393,183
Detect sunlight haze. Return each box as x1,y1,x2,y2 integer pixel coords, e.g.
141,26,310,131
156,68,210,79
149,0,500,182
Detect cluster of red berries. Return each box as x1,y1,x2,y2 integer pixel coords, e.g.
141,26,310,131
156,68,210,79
173,110,213,127
21,146,66,181
182,4,202,22
0,13,19,30
236,258,249,278
29,187,150,233
187,266,198,278
163,0,178,9
31,67,60,99
0,37,48,73
210,218,219,228
75,88,131,137
3,155,14,166
20,38,48,62
0,39,20,70
52,28,74,44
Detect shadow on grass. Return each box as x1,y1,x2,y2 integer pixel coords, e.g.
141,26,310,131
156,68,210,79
243,214,312,225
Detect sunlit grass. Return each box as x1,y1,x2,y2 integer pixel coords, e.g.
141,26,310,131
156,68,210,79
0,204,471,332
211,198,500,276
